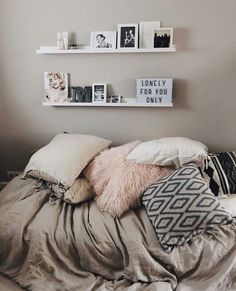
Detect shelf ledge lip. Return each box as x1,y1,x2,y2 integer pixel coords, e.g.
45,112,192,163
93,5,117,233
42,102,173,107
37,46,176,54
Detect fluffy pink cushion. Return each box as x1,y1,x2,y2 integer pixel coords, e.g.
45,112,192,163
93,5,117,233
85,140,141,196
85,141,173,217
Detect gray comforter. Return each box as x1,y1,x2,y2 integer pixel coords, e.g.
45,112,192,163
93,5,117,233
0,176,236,291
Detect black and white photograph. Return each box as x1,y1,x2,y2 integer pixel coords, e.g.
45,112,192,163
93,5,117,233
139,21,161,48
90,31,116,49
117,24,138,49
153,28,173,48
92,83,107,103
110,95,121,103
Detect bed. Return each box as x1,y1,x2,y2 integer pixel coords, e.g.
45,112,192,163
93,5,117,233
0,135,236,291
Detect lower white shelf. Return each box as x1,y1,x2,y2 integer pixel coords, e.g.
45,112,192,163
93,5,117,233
42,102,173,107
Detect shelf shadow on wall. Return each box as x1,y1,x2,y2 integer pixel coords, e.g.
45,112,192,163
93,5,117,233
173,79,189,109
174,27,190,51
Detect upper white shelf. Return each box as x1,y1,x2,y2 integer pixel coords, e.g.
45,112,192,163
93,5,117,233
37,46,176,54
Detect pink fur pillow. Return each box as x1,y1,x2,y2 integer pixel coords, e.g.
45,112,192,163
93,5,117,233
85,141,173,217
85,140,141,196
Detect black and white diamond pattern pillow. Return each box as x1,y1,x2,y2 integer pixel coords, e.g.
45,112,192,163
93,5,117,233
142,164,234,253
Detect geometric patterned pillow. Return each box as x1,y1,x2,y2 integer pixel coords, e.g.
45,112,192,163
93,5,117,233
142,164,234,253
200,152,236,196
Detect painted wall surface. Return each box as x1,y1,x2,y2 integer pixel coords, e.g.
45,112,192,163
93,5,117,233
0,0,236,180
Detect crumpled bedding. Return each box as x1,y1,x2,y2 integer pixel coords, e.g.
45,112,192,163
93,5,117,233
0,176,235,291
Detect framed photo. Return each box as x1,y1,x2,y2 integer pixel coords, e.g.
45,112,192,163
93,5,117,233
44,72,68,103
90,31,116,49
92,83,107,103
110,95,121,103
153,28,173,48
117,24,138,49
139,21,161,48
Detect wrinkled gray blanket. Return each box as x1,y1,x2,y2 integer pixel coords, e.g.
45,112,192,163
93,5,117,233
0,176,236,291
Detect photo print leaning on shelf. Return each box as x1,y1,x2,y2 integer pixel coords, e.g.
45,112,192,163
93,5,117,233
110,95,121,103
96,34,112,48
92,83,107,103
118,24,138,49
44,72,68,103
90,31,116,49
153,28,173,48
139,21,161,48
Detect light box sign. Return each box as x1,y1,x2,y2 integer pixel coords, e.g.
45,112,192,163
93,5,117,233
136,78,173,104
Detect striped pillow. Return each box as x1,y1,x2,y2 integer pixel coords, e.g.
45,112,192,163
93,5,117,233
200,152,236,196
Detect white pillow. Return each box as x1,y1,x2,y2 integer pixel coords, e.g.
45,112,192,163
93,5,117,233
219,194,236,217
127,137,208,168
25,133,111,187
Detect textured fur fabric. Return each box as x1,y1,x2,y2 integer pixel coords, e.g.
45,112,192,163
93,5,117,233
84,141,141,196
85,141,173,217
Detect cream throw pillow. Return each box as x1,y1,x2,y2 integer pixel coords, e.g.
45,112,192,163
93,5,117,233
127,137,208,168
25,133,111,187
47,178,94,204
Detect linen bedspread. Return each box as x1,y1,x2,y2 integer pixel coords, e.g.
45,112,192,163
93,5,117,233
0,176,235,291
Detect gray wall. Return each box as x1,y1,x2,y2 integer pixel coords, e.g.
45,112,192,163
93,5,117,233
0,0,236,180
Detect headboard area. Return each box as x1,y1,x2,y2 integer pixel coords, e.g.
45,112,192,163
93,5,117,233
0,0,235,181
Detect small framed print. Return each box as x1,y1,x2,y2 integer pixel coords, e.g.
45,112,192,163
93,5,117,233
139,21,161,48
44,72,68,103
117,24,138,49
153,28,173,48
92,83,107,103
110,95,121,103
90,31,117,49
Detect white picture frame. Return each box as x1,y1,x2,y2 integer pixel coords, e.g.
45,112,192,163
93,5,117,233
139,21,161,48
117,24,138,49
90,31,117,49
110,95,121,103
92,83,107,103
153,27,174,48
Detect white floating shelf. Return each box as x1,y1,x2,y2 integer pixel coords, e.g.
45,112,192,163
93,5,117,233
42,102,173,107
37,46,176,54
